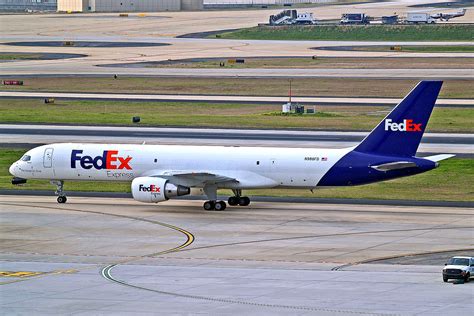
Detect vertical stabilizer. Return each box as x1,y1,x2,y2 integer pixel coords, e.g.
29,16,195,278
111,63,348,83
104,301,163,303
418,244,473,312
355,81,442,157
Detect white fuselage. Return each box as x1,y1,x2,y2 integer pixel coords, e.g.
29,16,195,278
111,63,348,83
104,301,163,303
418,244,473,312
10,143,351,190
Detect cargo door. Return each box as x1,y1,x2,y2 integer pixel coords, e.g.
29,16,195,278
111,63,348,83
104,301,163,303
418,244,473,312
43,148,53,168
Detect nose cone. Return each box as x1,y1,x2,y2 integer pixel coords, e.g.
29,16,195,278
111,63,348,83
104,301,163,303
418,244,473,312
9,163,18,177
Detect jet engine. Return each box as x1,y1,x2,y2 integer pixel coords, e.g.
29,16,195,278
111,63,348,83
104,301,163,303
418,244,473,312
131,177,190,203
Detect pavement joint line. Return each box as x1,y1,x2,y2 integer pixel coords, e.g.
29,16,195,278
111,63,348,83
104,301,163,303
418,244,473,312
331,247,474,271
100,264,395,315
1,198,471,313
0,201,195,286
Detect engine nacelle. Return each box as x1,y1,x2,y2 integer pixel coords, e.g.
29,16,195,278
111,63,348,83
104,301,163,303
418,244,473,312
131,177,190,203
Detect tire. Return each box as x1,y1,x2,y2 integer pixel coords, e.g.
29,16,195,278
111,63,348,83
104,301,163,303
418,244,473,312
443,277,448,282
228,196,238,206
203,201,215,211
465,273,470,283
57,196,67,204
239,196,250,206
215,201,226,211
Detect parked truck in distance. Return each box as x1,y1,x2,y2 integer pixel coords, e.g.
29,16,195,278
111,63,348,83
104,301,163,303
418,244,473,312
269,9,317,25
407,12,436,24
340,13,369,25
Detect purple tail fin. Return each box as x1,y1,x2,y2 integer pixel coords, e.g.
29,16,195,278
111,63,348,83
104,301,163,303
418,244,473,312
355,81,443,157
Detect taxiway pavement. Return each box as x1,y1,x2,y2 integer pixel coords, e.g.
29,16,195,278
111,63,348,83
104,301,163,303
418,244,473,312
1,195,473,315
2,91,472,107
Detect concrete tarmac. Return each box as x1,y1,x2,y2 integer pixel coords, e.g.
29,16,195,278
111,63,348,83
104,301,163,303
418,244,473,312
1,195,473,315
2,91,472,107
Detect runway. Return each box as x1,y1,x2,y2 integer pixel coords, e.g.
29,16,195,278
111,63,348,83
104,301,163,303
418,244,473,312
3,63,473,79
2,124,473,156
1,195,472,315
2,91,472,107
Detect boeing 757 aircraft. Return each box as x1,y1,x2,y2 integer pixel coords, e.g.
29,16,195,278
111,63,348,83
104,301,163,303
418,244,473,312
10,81,454,210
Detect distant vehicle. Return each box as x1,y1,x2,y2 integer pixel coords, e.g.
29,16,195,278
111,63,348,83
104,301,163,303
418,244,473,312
382,15,398,24
269,9,316,25
406,12,436,24
269,9,296,25
442,256,474,282
294,12,317,25
340,13,369,25
431,8,466,21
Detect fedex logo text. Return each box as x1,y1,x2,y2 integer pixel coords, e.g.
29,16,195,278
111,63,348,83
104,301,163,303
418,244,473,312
139,184,161,193
384,119,422,132
71,150,132,170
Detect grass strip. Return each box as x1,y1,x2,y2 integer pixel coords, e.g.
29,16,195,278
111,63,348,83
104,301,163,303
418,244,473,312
218,24,474,41
0,99,473,132
1,77,473,99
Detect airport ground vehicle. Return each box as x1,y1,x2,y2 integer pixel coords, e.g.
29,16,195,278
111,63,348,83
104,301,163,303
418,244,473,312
340,13,369,24
269,9,316,25
442,257,474,282
406,12,435,24
10,81,454,210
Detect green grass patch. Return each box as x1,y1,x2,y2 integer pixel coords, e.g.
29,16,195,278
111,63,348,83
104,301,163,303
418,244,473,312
0,53,43,61
218,24,474,41
1,77,473,99
0,98,472,132
2,148,472,202
350,45,474,53
152,57,472,70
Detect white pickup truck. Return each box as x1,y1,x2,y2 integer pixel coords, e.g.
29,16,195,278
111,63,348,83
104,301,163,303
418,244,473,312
442,256,474,282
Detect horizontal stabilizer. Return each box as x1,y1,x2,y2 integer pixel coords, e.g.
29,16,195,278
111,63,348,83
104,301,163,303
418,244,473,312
422,154,456,162
371,161,417,172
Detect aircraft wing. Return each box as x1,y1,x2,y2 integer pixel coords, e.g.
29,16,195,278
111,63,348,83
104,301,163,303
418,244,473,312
151,171,239,187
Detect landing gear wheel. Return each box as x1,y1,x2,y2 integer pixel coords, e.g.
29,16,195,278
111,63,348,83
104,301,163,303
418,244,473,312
214,201,227,211
57,196,67,204
238,196,250,206
228,196,239,206
203,200,215,211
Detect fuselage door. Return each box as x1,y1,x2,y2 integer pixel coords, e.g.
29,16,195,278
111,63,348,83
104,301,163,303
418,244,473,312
43,148,54,168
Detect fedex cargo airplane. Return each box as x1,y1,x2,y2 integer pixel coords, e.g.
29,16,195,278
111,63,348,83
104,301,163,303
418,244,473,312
9,81,454,210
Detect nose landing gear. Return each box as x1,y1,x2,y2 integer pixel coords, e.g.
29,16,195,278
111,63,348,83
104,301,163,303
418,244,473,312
51,180,67,204
57,195,67,204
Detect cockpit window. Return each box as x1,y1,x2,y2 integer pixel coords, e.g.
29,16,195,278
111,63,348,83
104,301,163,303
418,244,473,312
21,155,31,162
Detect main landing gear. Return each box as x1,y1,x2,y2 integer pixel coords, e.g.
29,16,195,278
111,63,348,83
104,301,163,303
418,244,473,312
202,188,250,211
51,180,67,204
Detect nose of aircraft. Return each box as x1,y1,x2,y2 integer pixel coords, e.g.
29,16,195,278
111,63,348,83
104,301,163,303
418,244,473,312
9,163,17,177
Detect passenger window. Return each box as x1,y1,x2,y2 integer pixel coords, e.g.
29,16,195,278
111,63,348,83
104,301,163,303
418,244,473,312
21,155,31,162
